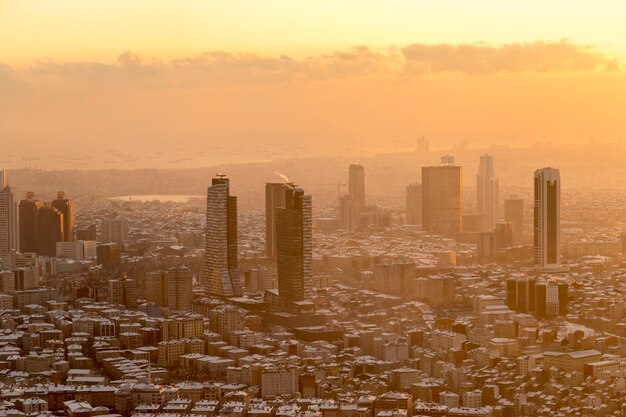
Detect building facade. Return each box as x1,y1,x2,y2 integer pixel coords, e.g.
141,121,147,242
204,175,242,297
534,168,561,270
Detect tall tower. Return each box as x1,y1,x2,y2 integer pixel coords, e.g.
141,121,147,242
19,192,41,254
265,183,288,258
275,185,313,303
348,164,365,213
339,194,355,231
204,175,242,297
504,195,524,244
405,183,422,225
52,191,74,241
0,171,18,257
422,157,463,236
167,266,192,312
534,168,561,270
37,203,64,257
476,155,499,231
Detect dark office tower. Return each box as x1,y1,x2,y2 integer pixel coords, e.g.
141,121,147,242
348,164,365,212
275,185,313,303
558,283,568,316
406,183,422,225
265,183,288,258
76,224,97,241
51,191,74,241
494,222,514,251
0,171,18,257
477,155,499,232
204,175,242,297
421,158,463,236
167,266,193,312
506,276,536,312
36,203,64,257
339,194,355,231
504,195,524,244
534,168,561,270
146,270,169,307
535,281,566,318
97,243,121,266
19,192,41,254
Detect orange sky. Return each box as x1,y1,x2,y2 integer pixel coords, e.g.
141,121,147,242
1,1,625,169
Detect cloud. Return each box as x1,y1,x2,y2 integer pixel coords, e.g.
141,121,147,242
401,40,612,75
1,41,617,93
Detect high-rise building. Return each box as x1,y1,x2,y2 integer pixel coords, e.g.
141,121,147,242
146,270,169,307
477,155,499,231
348,164,365,213
204,175,242,297
406,183,422,225
422,158,463,236
534,168,561,270
0,171,18,257
97,243,121,266
265,183,287,258
245,266,274,293
167,266,192,312
19,192,41,254
51,191,74,242
535,280,568,318
506,276,536,313
100,218,128,244
108,277,137,308
494,222,514,251
338,194,355,231
275,185,313,303
75,224,97,241
375,259,416,296
504,196,524,244
36,203,64,257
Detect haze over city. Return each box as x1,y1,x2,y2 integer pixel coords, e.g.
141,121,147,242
1,2,626,417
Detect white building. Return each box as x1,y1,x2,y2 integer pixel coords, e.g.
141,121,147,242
56,240,97,261
260,366,299,398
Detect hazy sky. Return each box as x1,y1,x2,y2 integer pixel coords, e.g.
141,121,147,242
1,1,625,169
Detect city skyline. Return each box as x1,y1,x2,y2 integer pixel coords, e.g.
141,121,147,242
1,2,625,415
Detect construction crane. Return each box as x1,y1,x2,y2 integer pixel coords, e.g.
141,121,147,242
314,182,347,200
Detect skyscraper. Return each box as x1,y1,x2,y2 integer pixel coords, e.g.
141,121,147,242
167,266,192,312
108,276,137,308
405,183,422,225
476,155,499,231
338,194,355,231
146,270,169,307
422,158,463,236
0,171,18,257
36,203,64,257
348,164,365,212
504,195,524,244
51,191,74,241
534,168,561,270
265,182,288,258
275,184,313,303
19,192,41,254
204,175,242,297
